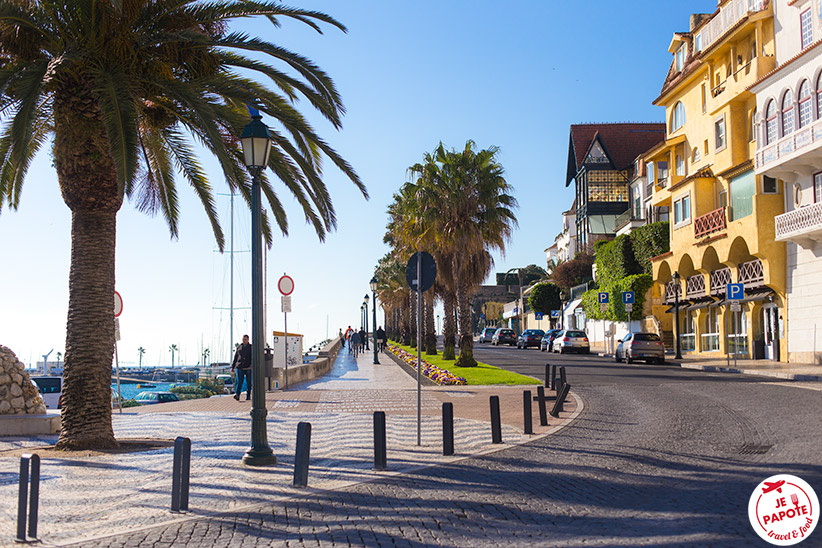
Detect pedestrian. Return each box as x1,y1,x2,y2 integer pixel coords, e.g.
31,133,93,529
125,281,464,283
231,334,252,401
376,326,386,352
350,330,361,358
358,327,366,351
339,328,345,348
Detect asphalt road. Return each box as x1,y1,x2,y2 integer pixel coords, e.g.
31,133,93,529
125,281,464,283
71,343,822,547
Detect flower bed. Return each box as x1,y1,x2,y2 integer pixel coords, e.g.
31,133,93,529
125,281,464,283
386,344,467,385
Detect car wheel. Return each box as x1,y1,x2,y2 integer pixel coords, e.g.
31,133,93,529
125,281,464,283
656,357,665,365
614,353,620,363
626,355,634,364
541,346,545,352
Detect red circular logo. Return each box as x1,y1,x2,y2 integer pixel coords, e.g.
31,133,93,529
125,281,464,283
749,474,819,545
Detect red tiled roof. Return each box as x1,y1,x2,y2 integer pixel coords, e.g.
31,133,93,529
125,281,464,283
566,123,666,186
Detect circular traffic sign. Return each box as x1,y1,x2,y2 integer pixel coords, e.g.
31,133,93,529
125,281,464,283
114,291,123,317
278,274,294,296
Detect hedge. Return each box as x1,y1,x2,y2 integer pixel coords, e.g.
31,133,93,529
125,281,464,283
629,221,669,274
581,273,654,322
595,234,640,286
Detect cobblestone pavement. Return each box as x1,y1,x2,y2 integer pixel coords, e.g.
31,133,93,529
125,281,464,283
60,350,822,548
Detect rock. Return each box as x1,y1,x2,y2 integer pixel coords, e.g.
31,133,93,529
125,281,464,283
10,384,22,397
11,373,22,385
0,400,10,413
10,397,25,410
0,374,9,385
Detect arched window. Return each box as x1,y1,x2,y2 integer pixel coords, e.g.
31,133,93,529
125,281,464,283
817,72,822,120
798,80,812,128
671,101,686,132
750,108,757,142
692,147,700,163
676,153,684,176
766,100,778,144
782,89,794,135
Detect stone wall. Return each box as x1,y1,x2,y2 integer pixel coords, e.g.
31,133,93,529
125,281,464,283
0,345,47,415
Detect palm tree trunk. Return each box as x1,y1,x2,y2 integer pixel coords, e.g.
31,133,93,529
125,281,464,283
57,209,118,449
442,290,456,360
424,290,436,355
455,265,477,367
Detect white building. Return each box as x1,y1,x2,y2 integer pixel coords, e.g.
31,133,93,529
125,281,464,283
555,201,577,262
752,0,822,363
616,157,670,236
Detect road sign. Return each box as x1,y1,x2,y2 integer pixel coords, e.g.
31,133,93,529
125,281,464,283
281,295,292,313
405,252,437,293
114,291,123,317
598,292,609,304
726,283,744,301
622,291,635,304
278,274,294,296
600,303,608,312
535,312,544,320
730,302,742,312
625,303,633,312
114,317,121,341
550,310,560,318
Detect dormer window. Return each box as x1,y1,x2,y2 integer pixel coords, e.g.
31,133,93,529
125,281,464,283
676,45,686,72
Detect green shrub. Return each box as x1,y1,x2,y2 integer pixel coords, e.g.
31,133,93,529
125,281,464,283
595,234,641,286
582,273,653,321
630,221,670,274
528,282,562,314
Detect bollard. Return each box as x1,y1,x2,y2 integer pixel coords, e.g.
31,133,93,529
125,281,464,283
16,453,40,542
442,402,454,456
373,411,387,470
536,386,548,426
293,422,312,487
490,396,502,444
550,364,557,390
523,391,533,435
544,364,550,387
171,436,191,513
560,366,567,389
28,454,39,540
550,383,571,418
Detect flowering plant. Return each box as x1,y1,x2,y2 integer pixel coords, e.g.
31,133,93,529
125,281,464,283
385,344,467,385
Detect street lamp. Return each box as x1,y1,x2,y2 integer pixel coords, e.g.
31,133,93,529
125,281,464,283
673,271,682,360
506,267,524,333
363,294,370,350
370,277,380,364
239,108,275,467
360,304,365,332
559,291,566,330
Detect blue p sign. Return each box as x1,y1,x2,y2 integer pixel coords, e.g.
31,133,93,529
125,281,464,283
622,291,635,304
727,283,744,301
598,292,609,304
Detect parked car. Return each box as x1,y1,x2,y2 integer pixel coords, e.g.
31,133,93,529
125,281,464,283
540,329,562,352
517,329,545,349
552,330,590,354
134,391,180,405
478,327,497,343
215,374,234,393
31,376,62,409
491,328,517,346
615,332,665,364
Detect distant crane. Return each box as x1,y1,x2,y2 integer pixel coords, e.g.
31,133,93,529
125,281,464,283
42,349,53,375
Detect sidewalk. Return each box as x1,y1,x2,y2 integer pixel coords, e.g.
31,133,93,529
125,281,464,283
0,345,580,548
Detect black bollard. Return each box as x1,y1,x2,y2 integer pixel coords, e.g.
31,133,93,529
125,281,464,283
544,364,550,387
550,383,571,418
490,396,502,444
171,436,191,513
28,454,39,540
293,422,312,487
442,402,454,456
16,455,29,542
523,391,533,435
373,411,387,470
550,364,557,390
560,366,567,388
537,386,548,426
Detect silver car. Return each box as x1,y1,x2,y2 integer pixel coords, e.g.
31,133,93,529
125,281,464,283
615,332,665,364
552,330,590,354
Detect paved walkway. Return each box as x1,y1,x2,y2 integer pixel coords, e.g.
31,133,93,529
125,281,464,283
0,347,579,547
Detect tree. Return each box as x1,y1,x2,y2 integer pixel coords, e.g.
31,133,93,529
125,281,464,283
169,344,178,368
202,348,210,367
137,347,145,368
0,1,363,449
528,282,562,315
552,252,594,290
482,302,505,322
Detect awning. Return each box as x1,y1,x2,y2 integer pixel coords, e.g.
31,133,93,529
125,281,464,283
664,301,692,314
715,287,774,306
564,298,583,314
687,296,717,311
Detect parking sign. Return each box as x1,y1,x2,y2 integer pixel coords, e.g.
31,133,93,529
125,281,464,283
598,292,610,304
726,283,744,301
622,291,635,304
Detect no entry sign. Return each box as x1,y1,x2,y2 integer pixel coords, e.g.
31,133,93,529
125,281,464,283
278,274,294,296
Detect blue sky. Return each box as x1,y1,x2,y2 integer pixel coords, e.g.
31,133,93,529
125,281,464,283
0,1,715,367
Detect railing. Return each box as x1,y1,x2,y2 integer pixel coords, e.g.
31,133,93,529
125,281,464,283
728,333,749,356
615,209,632,229
686,274,706,299
680,333,696,352
694,207,727,239
756,118,822,170
665,280,682,304
701,333,720,352
775,201,822,241
695,0,766,54
710,267,732,296
738,259,764,287
657,177,668,189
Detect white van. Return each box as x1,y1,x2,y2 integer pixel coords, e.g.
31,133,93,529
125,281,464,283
31,376,63,409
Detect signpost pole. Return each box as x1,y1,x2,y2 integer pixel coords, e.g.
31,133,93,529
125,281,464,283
417,252,422,447
734,310,738,369
284,308,288,390
113,292,123,414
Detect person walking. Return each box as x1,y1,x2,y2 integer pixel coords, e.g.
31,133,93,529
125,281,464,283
350,330,361,358
231,334,252,401
376,326,386,353
358,327,367,351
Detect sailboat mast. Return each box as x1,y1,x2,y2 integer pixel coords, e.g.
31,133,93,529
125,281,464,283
230,191,234,363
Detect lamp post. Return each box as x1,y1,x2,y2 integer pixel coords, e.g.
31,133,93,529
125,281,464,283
673,271,682,360
239,108,275,467
505,267,524,332
360,304,365,332
559,291,566,330
364,294,370,350
370,277,379,364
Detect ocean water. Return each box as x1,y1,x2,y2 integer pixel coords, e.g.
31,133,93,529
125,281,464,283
111,382,175,400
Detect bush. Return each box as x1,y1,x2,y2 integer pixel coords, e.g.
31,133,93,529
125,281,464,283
595,234,641,286
582,274,653,321
630,221,669,274
528,282,561,314
552,252,593,290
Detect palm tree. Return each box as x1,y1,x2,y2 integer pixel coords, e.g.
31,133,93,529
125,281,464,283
169,344,178,368
137,347,145,368
0,1,363,449
202,348,210,367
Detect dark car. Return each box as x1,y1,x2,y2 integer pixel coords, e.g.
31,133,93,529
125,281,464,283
540,329,562,352
491,328,517,346
478,327,497,344
134,391,180,405
615,332,665,364
517,329,545,349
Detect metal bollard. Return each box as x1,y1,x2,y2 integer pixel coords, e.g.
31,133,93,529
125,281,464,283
544,364,550,387
293,422,312,487
523,391,533,435
560,366,567,389
550,364,557,390
171,436,192,513
373,411,387,470
550,383,571,418
442,402,454,456
17,453,40,542
490,396,502,444
537,386,548,426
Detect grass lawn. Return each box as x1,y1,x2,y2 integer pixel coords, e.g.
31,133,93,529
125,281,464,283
388,342,541,386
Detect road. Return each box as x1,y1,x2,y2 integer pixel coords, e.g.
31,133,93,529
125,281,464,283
71,344,822,547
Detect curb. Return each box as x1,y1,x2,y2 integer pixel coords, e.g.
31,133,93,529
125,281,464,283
678,362,822,381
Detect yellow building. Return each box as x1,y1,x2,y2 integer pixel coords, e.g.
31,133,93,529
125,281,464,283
646,0,787,361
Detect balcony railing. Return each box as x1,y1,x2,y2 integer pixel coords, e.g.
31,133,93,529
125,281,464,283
686,274,706,299
701,333,720,352
664,280,682,304
656,177,668,189
738,259,764,287
695,0,766,54
775,201,822,245
756,118,822,170
694,207,727,239
710,267,732,296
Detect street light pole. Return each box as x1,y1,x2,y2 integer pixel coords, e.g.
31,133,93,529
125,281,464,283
240,109,275,467
370,277,379,364
673,271,682,360
364,294,370,350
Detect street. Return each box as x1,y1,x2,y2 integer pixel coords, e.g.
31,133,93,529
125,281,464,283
70,344,822,547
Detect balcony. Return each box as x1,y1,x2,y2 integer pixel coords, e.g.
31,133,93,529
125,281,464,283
685,274,706,300
710,267,732,296
694,0,766,54
664,280,682,304
756,118,822,175
694,207,727,239
738,259,764,288
615,210,645,235
775,201,822,249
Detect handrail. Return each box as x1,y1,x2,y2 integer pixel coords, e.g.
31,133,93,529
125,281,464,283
694,207,727,239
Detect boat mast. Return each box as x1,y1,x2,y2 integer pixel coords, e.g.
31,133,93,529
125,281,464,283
230,191,234,364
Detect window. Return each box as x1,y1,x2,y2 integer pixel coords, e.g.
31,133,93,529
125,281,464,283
692,147,700,163
673,193,691,226
818,73,822,121
695,33,703,52
750,108,758,142
648,162,655,185
671,101,686,132
675,153,684,176
719,190,728,209
730,170,755,220
658,161,669,181
801,9,813,49
766,100,778,144
676,45,686,72
715,116,727,151
763,175,777,194
799,81,812,128
701,84,707,113
815,173,822,203
704,139,709,155
750,40,757,60
782,90,794,135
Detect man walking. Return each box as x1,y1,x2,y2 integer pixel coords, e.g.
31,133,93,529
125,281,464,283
376,326,386,353
231,334,252,401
